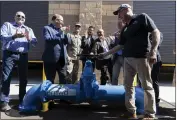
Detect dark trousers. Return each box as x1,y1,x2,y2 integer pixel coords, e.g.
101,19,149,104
99,59,112,85
1,50,28,103
44,57,67,84
151,61,162,104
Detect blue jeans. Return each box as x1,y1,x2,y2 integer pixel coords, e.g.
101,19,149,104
0,50,28,103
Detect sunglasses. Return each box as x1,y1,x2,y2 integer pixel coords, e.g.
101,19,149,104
16,15,25,19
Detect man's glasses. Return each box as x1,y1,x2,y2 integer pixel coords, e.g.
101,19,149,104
16,15,25,19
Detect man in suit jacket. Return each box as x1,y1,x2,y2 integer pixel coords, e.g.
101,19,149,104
80,26,97,71
94,29,115,85
42,14,69,84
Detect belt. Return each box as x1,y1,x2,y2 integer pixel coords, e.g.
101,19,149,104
6,50,27,55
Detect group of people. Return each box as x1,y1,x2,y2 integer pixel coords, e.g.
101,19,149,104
43,14,124,86
0,3,163,119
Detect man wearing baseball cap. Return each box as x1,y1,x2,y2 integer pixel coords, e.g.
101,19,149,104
99,4,161,119
66,22,82,84
113,4,132,16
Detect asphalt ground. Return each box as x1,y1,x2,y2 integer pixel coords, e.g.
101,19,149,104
0,62,176,120
0,96,176,120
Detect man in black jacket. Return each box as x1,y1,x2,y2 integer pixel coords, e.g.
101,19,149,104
81,26,97,71
94,29,114,85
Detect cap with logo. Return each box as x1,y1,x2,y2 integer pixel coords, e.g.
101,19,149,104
113,4,131,15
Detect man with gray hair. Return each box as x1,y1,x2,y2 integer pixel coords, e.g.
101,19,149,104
94,29,114,85
99,4,160,119
0,11,37,111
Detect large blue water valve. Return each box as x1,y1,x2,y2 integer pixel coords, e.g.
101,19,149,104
81,60,99,99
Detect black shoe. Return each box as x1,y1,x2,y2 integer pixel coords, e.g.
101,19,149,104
1,102,11,111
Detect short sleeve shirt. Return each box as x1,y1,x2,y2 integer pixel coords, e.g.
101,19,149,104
119,13,157,58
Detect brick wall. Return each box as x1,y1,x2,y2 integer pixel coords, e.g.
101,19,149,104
102,1,133,36
79,1,102,35
102,1,133,16
48,1,133,36
49,1,79,16
48,1,133,83
48,1,79,32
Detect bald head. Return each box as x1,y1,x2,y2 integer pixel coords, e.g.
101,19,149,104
98,28,104,33
14,11,26,25
52,14,63,21
97,28,104,38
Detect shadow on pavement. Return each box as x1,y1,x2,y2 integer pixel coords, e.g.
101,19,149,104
1,100,176,120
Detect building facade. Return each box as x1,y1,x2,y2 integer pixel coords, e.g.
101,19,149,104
0,1,175,63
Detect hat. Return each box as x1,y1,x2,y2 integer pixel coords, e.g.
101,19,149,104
113,4,131,15
75,22,81,27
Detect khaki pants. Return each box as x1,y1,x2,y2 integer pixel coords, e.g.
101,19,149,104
112,56,124,85
124,57,156,117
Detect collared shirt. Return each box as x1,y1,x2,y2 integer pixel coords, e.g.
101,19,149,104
83,35,97,46
95,36,114,59
67,33,81,60
0,22,37,53
101,40,109,53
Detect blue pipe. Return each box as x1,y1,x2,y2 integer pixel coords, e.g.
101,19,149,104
19,60,144,114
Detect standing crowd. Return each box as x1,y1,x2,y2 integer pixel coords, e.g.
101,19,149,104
0,3,163,119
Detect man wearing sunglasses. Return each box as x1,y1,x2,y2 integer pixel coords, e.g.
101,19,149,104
98,4,161,119
0,11,37,111
42,14,69,84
